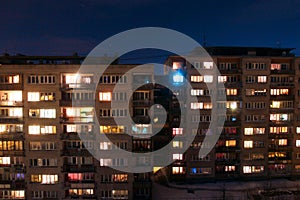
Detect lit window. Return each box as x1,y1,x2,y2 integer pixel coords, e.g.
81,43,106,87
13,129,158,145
191,89,202,96
99,92,112,101
244,141,253,148
28,125,40,135
225,140,236,147
28,92,40,102
191,102,202,109
13,75,20,83
41,174,58,184
271,64,281,70
296,140,300,147
278,139,287,146
100,125,125,134
257,76,267,83
68,173,83,181
63,107,94,122
270,89,289,95
173,74,184,83
270,114,289,121
12,190,24,198
225,166,235,172
270,101,280,108
191,76,203,82
100,158,112,166
244,128,253,135
65,74,79,84
41,126,56,134
297,127,300,134
0,108,23,117
226,89,237,95
243,166,264,174
270,126,288,134
100,142,112,150
112,190,128,199
172,128,183,135
204,75,213,83
203,62,213,69
172,167,184,174
243,166,252,174
132,124,151,134
229,102,237,109
112,174,128,182
172,62,183,69
172,154,183,160
172,141,183,148
218,76,227,83
0,157,10,164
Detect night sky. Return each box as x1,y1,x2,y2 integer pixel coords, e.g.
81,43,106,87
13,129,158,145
1,0,300,61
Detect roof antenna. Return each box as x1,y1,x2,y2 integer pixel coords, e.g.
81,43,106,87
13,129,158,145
203,32,207,47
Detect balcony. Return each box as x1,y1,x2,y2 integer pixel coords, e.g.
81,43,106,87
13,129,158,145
224,121,241,126
268,145,293,151
270,82,294,87
219,69,241,74
0,150,25,156
132,116,151,124
132,99,152,107
65,194,97,199
0,117,23,123
10,180,26,190
60,83,96,90
270,69,294,74
0,132,24,140
61,132,94,140
11,164,26,172
215,146,240,152
269,120,293,126
60,117,94,123
223,82,242,87
62,164,96,172
60,100,95,107
61,149,91,156
0,84,22,90
0,101,23,107
270,95,294,100
268,133,292,139
215,158,239,164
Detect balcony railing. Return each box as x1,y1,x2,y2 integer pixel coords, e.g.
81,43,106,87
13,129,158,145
0,101,23,106
60,117,94,123
60,83,96,90
270,69,294,74
132,99,152,107
0,84,22,90
60,100,95,107
0,117,23,123
62,164,96,172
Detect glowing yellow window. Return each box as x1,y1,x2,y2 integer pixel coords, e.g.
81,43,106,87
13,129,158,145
99,92,112,101
225,140,236,147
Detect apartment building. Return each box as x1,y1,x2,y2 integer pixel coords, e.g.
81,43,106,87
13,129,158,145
162,47,300,183
0,56,153,199
1,46,300,199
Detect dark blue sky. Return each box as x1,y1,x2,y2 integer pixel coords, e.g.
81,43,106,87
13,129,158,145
1,0,300,58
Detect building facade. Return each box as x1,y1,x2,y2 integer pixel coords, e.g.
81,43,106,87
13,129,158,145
162,47,300,183
1,47,300,199
0,56,153,199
